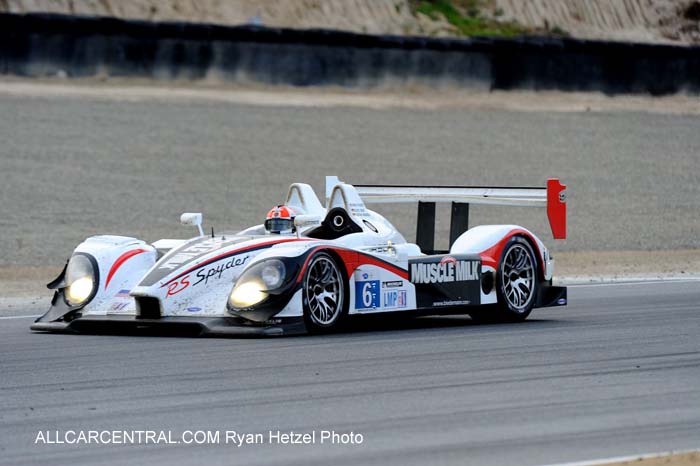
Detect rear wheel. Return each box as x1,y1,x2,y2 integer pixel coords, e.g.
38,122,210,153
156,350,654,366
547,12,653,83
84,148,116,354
494,236,538,321
302,252,347,333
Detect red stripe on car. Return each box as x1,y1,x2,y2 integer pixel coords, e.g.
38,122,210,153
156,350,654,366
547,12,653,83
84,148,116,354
296,247,408,284
479,230,543,276
355,251,409,280
105,248,147,289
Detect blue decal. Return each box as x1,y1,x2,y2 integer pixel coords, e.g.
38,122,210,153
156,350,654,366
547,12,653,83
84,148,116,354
114,289,130,298
383,290,407,309
355,280,380,309
187,307,202,313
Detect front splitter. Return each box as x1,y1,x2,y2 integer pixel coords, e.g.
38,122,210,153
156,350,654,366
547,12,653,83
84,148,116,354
30,315,307,337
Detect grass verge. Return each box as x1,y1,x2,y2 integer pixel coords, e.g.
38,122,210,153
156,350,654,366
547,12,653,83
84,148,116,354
411,0,565,37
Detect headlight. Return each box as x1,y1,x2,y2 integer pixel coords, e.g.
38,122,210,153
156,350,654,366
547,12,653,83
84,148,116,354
228,259,291,310
64,254,97,306
261,261,285,289
229,280,267,308
66,276,94,304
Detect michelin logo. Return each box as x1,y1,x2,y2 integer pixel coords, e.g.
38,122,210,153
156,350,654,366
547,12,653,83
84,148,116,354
410,257,479,284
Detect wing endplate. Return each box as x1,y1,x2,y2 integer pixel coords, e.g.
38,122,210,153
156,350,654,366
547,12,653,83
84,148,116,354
547,178,567,240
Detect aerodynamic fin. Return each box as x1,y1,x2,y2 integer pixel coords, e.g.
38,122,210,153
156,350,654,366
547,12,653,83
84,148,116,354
327,176,567,241
546,178,567,240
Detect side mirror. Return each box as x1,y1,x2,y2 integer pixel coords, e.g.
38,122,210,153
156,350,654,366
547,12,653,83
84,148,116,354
180,212,204,236
294,215,320,237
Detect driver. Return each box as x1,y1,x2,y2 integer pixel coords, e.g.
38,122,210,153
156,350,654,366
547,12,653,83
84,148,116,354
264,205,297,234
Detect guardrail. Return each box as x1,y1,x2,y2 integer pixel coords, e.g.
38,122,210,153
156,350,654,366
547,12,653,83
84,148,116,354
1,13,699,94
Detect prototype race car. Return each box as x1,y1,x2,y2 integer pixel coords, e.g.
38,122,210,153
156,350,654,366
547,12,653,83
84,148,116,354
32,176,567,336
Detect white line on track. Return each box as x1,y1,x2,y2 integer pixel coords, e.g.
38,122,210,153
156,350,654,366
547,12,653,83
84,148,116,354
562,276,700,287
568,280,700,288
542,448,700,466
0,315,40,320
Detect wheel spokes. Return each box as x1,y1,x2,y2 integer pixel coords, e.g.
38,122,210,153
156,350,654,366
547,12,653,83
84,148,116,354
502,244,535,312
306,256,343,325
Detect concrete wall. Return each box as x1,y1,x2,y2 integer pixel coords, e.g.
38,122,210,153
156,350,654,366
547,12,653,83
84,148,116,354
1,13,699,94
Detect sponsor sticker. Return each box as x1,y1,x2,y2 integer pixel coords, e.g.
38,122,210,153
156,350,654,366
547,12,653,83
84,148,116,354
192,255,250,287
410,257,479,284
166,275,190,297
347,202,368,218
111,302,129,311
354,269,376,281
433,300,470,307
114,289,130,299
409,254,482,309
355,280,380,309
382,281,403,288
383,290,407,309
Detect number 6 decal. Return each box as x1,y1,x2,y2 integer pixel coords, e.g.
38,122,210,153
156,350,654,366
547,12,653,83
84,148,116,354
362,282,373,307
355,280,379,310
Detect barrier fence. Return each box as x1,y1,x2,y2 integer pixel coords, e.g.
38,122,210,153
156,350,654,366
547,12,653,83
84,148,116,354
1,13,699,94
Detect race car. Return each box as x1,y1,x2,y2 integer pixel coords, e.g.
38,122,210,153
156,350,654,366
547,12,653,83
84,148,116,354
32,176,567,336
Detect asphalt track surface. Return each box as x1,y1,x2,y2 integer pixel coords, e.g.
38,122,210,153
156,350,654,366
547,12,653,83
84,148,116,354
1,89,700,269
1,281,699,466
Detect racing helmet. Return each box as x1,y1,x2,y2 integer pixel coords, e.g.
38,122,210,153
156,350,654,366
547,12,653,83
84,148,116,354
265,205,297,234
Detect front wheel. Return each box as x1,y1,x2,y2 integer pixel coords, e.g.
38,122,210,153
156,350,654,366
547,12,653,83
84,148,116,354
302,252,347,333
494,236,539,322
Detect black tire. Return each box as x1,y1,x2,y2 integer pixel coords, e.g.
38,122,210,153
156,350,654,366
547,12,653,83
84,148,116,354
302,252,348,333
493,236,539,322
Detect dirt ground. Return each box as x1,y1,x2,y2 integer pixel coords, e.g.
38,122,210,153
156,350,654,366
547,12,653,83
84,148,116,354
3,78,700,115
601,450,700,466
0,79,698,299
3,0,700,43
554,250,700,282
489,0,700,44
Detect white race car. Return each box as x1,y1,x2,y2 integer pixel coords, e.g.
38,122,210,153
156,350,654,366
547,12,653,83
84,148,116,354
32,176,567,336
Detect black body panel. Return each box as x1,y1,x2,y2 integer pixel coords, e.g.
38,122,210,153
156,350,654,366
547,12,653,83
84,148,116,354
409,254,482,309
536,283,568,308
31,315,306,337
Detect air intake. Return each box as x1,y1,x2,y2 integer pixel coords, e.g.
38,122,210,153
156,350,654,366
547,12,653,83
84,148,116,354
135,297,161,319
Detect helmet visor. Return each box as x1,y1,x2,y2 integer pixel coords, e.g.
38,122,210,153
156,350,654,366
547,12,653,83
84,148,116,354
265,218,294,233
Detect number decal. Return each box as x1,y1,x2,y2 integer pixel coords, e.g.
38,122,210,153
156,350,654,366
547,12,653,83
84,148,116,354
362,283,373,307
355,280,380,309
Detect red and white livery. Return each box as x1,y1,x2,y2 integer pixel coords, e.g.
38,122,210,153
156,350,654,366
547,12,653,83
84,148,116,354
33,176,567,336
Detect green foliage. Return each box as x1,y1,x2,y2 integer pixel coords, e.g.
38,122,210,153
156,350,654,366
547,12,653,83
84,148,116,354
550,25,568,36
412,0,532,37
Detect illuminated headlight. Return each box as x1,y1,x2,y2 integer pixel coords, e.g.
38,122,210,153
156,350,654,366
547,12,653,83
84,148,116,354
64,254,97,306
228,259,289,310
66,276,94,304
228,280,267,309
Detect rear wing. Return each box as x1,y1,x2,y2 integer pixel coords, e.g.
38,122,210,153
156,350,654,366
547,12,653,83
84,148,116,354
325,176,566,251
